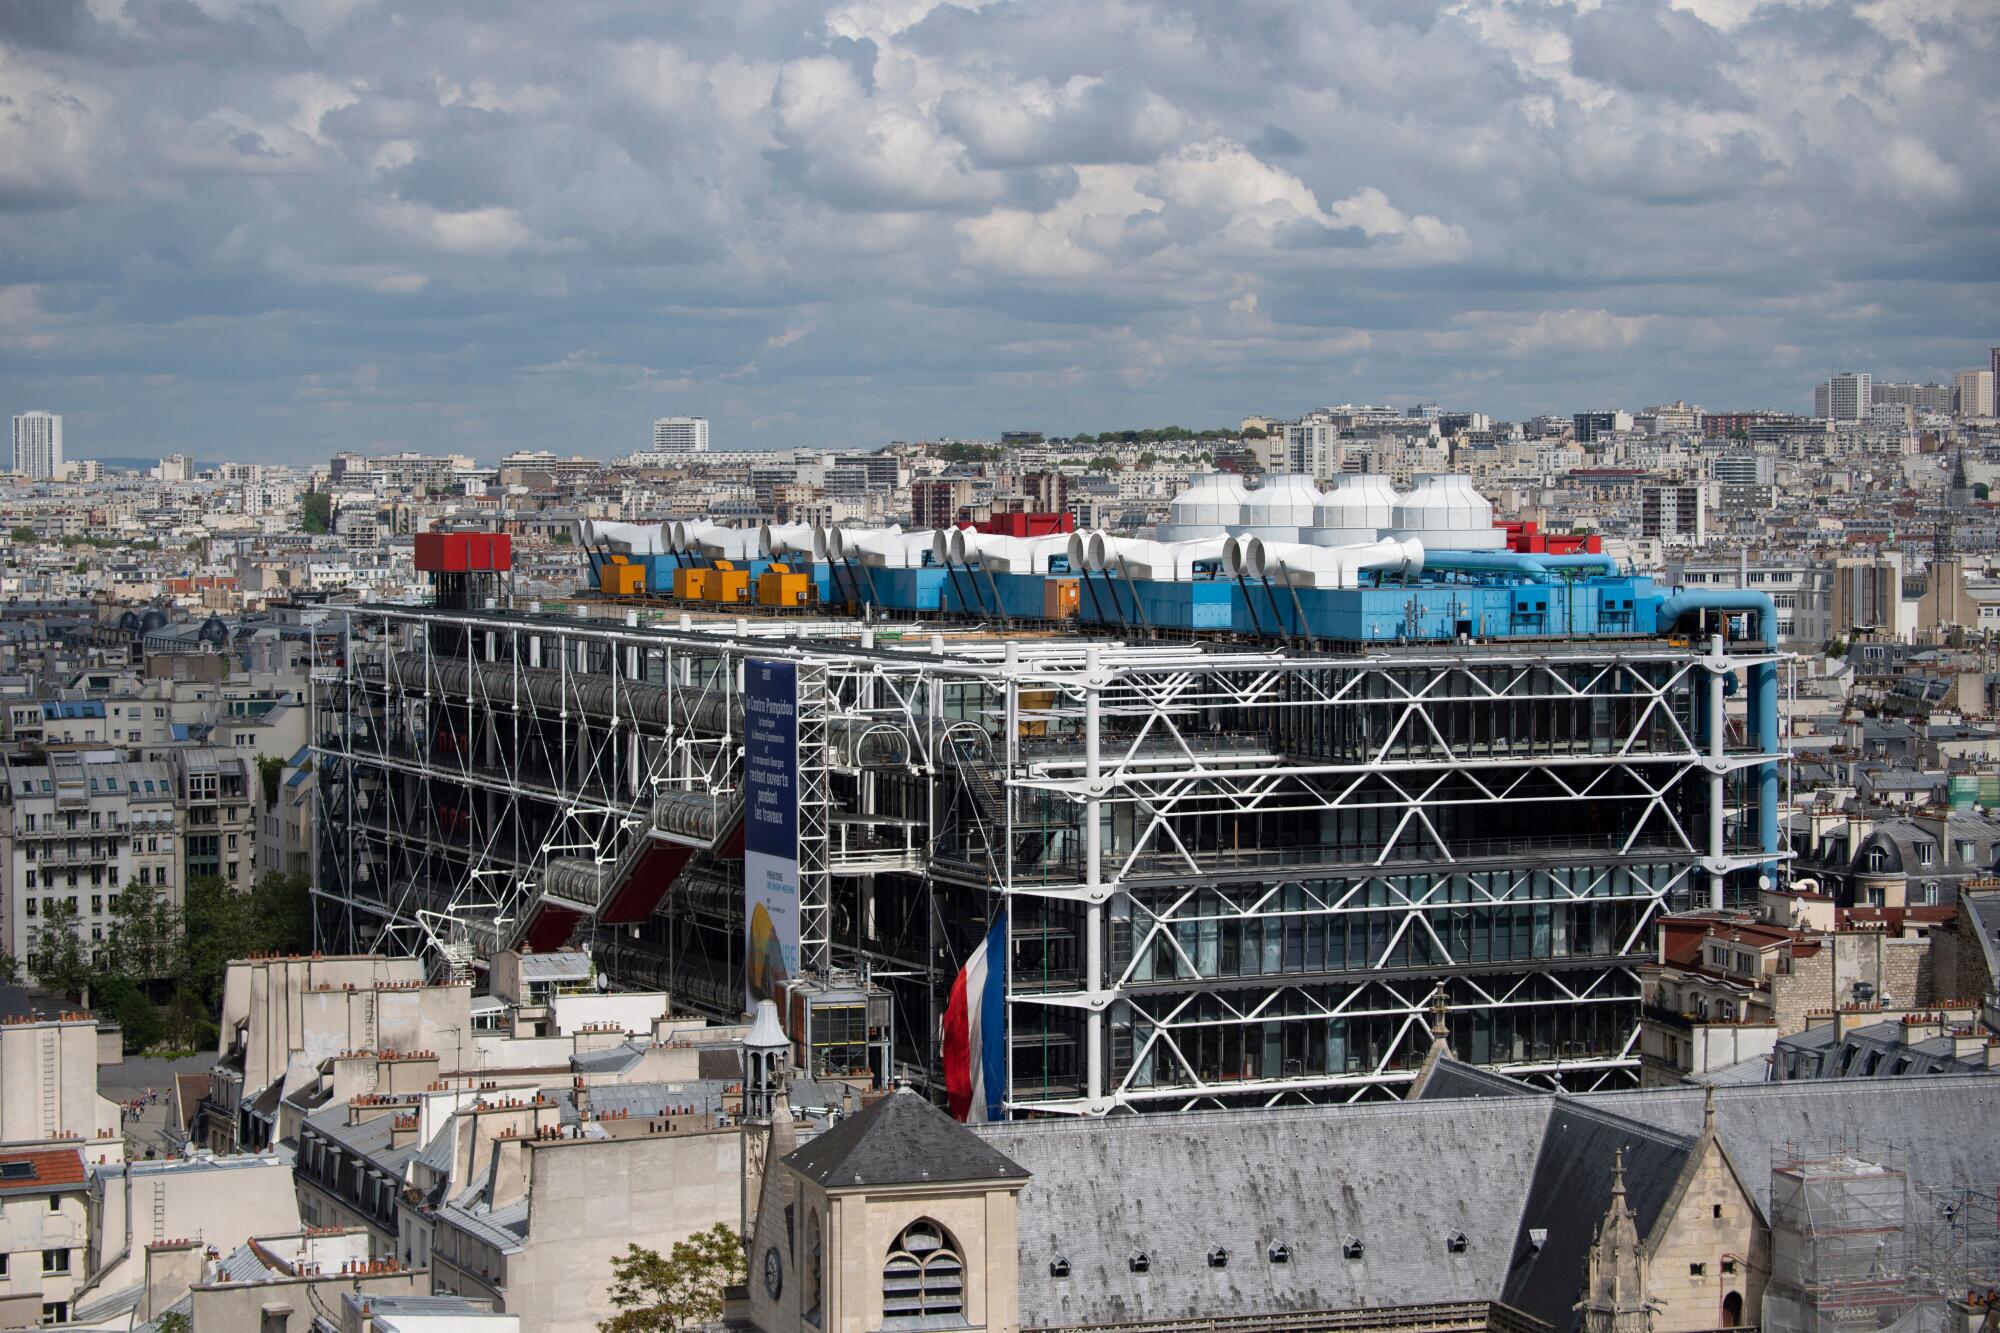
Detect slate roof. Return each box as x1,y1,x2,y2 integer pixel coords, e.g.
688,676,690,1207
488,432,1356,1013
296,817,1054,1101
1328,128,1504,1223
589,1079,730,1120
1413,1056,1549,1102
980,1097,1551,1329
1579,1078,2000,1214
1500,1103,1696,1329
786,1088,1027,1190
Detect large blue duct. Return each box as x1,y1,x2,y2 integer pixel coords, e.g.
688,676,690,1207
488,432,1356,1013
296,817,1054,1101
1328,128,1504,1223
1655,588,1782,873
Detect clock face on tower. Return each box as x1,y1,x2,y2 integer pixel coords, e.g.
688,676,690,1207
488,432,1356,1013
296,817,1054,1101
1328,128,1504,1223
764,1245,784,1299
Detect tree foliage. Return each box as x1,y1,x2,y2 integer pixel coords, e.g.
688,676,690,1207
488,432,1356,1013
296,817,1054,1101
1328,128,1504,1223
301,491,333,533
27,898,93,1001
109,878,179,980
599,1225,746,1333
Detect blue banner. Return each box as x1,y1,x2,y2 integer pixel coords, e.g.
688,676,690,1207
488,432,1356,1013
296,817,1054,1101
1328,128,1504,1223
744,660,799,1013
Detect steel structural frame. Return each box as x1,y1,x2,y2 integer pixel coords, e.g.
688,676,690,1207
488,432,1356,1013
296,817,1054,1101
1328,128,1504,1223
312,604,1788,1118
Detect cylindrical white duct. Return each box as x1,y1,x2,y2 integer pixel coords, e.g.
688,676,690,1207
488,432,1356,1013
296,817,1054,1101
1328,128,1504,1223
825,524,901,561
1087,535,1229,581
581,519,670,555
947,529,1072,574
669,520,730,554
835,526,937,568
760,523,823,559
1244,536,1424,588
693,527,762,561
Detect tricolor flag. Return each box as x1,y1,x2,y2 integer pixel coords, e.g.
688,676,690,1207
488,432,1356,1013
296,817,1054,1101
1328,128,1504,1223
942,908,1006,1123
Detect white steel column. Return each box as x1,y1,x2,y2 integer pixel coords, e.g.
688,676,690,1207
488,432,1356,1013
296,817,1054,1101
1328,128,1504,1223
1084,644,1106,1110
1708,634,1726,910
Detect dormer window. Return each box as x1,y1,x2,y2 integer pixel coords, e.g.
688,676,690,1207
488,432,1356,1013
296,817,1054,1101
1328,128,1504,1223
1049,1257,1070,1279
1343,1239,1364,1260
1447,1232,1469,1254
1268,1243,1291,1265
1207,1248,1228,1269
1129,1252,1150,1274
1867,847,1886,873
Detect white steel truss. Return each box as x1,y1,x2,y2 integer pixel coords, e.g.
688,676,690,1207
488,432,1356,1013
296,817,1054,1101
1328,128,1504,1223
314,603,1788,1118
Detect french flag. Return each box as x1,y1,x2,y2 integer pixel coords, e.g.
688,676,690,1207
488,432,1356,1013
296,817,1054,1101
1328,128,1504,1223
942,908,1007,1123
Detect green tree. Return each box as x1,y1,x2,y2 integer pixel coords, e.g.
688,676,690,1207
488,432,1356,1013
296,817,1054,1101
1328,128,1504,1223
301,491,333,534
177,875,251,1007
1087,455,1120,472
1243,425,1268,439
163,987,215,1053
8,526,33,543
599,1225,745,1333
0,951,18,984
1976,482,1991,502
109,878,179,981
249,871,314,958
97,975,166,1054
1070,433,1096,444
27,899,93,1002
552,528,573,545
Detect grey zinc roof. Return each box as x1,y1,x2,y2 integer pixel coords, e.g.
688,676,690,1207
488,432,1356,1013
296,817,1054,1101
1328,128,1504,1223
1501,1104,1696,1330
980,1096,1552,1330
570,1039,648,1074
519,951,592,981
1414,1056,1549,1102
589,1079,729,1120
1578,1078,2000,1214
437,1197,531,1252
787,1088,1028,1190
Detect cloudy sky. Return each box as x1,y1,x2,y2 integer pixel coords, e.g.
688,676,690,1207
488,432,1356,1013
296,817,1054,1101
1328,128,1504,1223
1,0,1994,463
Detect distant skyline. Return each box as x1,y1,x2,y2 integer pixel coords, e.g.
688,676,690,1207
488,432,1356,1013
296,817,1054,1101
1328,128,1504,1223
1,1,1995,466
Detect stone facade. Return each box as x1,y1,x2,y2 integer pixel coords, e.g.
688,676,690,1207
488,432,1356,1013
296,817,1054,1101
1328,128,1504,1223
1640,1134,1767,1332
1771,935,1934,1032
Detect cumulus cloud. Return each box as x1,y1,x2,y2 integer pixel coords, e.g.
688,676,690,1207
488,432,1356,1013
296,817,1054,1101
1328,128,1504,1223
0,0,1992,458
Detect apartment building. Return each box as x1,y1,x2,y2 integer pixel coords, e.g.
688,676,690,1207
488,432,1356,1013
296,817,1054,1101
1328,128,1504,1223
0,757,183,968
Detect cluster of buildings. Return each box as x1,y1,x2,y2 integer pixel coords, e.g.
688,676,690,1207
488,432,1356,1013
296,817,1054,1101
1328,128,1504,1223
4,358,2000,1330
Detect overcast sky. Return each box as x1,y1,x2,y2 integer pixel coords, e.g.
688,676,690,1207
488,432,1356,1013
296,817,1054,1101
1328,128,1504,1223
1,0,1994,463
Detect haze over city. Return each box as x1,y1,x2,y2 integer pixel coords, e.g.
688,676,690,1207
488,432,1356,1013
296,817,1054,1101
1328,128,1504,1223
3,0,1996,461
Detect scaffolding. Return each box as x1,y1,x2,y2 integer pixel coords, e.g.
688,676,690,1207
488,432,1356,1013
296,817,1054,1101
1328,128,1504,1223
1764,1143,2000,1333
311,601,1789,1115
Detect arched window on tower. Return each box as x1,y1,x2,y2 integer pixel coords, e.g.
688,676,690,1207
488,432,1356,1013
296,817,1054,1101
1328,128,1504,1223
883,1219,966,1326
805,1208,824,1327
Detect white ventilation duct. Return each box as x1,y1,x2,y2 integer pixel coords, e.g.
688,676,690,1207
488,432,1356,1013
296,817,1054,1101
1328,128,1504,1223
1084,534,1229,581
1065,530,1098,575
760,523,824,560
1308,475,1401,547
1156,472,1251,540
579,519,670,555
1233,473,1323,543
1390,473,1506,550
833,526,937,568
1239,536,1425,589
692,526,762,561
824,524,899,561
669,520,731,554
941,529,1071,574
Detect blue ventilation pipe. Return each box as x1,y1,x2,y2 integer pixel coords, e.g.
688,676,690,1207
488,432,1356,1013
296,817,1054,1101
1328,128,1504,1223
1655,589,1781,874
1423,551,1551,577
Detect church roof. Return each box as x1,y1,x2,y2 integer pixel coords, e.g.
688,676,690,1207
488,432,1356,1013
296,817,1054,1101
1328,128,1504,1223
785,1088,1028,1190
1501,1102,1696,1330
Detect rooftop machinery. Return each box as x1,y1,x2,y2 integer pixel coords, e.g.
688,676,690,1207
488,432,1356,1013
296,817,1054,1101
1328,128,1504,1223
314,557,1790,1111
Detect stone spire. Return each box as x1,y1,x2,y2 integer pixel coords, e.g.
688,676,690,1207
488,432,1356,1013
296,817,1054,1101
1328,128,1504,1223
1577,1150,1656,1333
